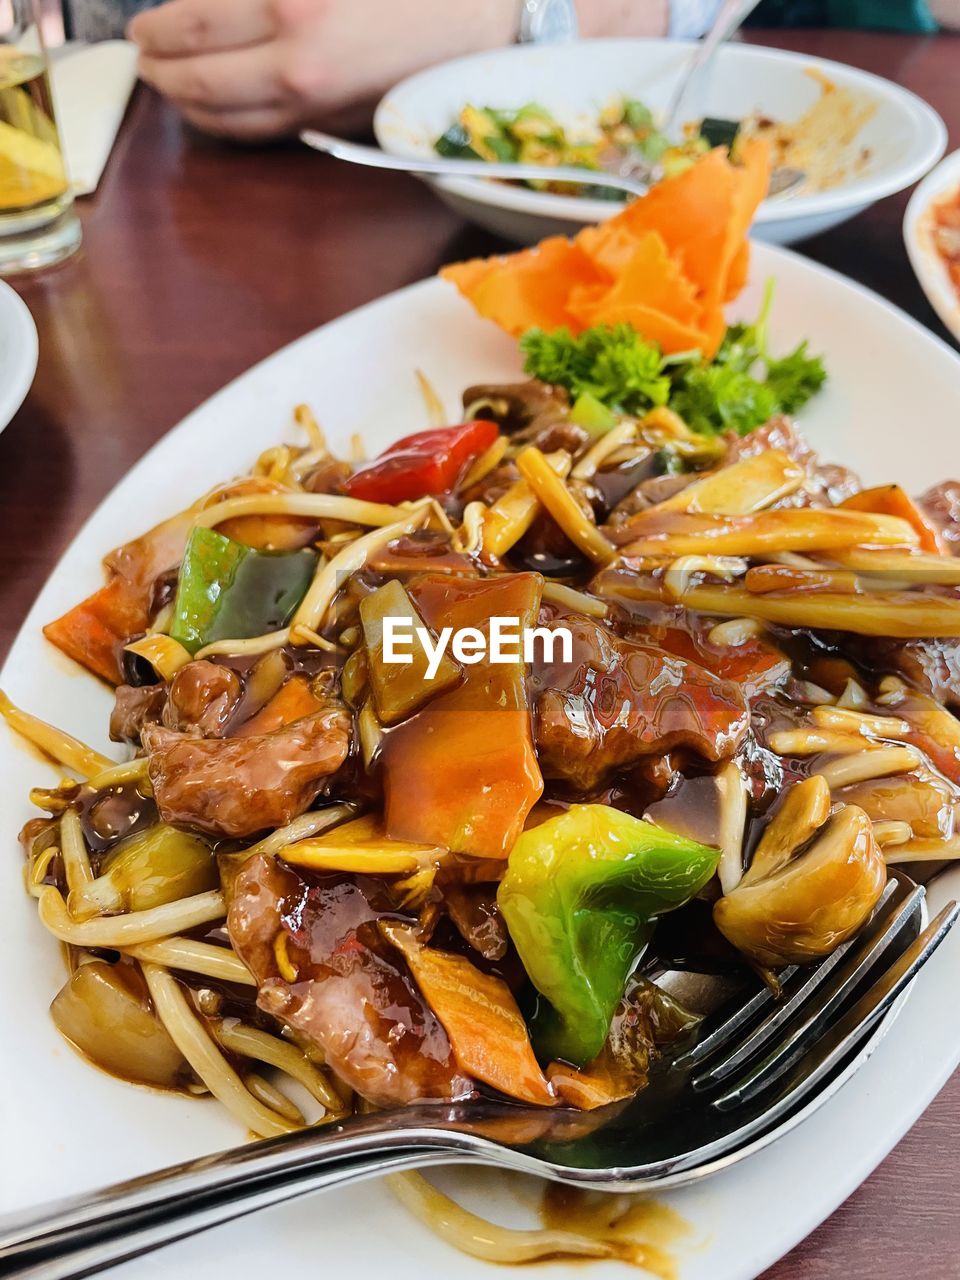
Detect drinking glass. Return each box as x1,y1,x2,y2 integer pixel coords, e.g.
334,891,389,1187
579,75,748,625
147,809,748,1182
0,0,80,273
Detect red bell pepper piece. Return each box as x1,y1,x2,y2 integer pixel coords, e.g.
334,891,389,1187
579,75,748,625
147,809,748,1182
342,421,499,505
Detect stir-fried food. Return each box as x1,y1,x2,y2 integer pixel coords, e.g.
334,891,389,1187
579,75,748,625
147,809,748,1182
6,371,960,1135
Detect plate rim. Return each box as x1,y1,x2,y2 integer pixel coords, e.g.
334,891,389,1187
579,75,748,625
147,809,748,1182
374,37,947,228
904,146,960,346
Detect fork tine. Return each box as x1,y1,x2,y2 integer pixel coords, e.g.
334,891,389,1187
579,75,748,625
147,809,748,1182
672,976,789,1069
692,875,923,1090
711,900,960,1112
675,876,906,1071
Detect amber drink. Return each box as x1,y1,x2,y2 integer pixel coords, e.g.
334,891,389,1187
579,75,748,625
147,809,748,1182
0,15,80,272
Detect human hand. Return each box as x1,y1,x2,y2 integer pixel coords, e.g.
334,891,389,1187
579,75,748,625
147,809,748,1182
128,0,518,140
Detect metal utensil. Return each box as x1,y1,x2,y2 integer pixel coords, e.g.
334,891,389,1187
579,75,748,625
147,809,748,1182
301,129,654,199
617,0,764,186
662,0,766,142
301,130,805,205
2,872,954,1280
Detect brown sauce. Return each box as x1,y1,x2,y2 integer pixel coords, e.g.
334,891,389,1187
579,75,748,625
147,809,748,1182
538,1184,693,1276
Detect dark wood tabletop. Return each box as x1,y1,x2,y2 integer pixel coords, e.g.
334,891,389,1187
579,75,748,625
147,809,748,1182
0,25,957,1279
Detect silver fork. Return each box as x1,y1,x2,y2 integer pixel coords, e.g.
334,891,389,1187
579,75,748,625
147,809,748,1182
1,872,955,1280
301,130,655,199
618,0,765,186
300,132,807,203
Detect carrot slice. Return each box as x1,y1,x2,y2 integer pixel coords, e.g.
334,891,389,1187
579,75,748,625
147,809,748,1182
609,148,739,306
568,231,703,326
724,239,751,302
43,576,152,685
840,486,946,556
441,237,601,337
712,138,770,317
569,300,712,356
441,142,771,359
232,675,323,738
383,923,555,1106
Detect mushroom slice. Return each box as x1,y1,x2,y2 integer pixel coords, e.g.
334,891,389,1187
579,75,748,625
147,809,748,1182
742,775,831,887
713,805,887,967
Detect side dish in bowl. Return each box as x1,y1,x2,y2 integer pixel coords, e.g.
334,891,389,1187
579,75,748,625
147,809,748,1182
433,72,873,203
376,38,946,245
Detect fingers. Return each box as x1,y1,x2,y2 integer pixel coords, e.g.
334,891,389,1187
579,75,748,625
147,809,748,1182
138,44,288,112
177,103,302,141
128,0,276,57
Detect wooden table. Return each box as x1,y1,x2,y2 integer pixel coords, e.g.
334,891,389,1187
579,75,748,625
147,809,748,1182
1,25,957,1279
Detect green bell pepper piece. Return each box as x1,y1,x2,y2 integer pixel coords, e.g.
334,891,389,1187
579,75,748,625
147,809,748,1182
498,804,720,1065
699,117,740,151
169,527,317,655
435,122,481,160
623,99,655,131
569,390,618,436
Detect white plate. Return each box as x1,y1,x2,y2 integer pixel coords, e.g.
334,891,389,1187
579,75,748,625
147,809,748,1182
905,147,960,347
3,243,960,1279
374,39,947,247
0,280,37,435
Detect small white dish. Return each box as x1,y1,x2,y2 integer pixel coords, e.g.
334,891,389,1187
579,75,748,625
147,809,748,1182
0,280,38,436
905,147,960,346
375,39,947,247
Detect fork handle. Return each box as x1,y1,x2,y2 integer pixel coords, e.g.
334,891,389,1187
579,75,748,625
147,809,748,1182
299,130,650,198
0,1146,463,1280
0,1150,449,1280
0,1117,468,1280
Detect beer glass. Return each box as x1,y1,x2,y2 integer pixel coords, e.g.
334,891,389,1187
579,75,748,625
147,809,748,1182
0,0,80,272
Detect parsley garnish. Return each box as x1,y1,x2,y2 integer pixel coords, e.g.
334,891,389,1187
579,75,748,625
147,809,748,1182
519,281,826,436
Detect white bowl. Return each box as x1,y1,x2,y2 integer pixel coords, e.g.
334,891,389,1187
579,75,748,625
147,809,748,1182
375,38,947,247
0,280,37,436
904,147,960,346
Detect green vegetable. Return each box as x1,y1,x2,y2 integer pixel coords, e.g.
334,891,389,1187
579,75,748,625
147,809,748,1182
487,106,520,129
670,363,780,437
486,133,519,162
519,283,827,437
765,341,828,413
498,804,720,1064
661,152,699,179
653,447,688,476
569,389,619,435
511,103,561,142
700,116,740,150
582,183,629,202
623,99,655,131
170,527,317,654
520,324,671,415
635,130,670,164
434,122,480,160
673,282,827,434
460,105,506,162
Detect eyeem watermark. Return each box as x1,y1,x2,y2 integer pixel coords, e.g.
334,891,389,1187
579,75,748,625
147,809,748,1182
382,616,572,679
